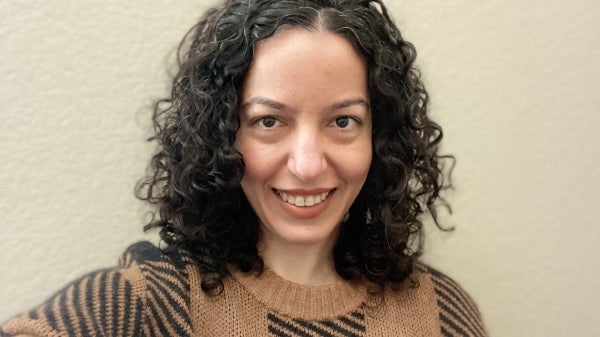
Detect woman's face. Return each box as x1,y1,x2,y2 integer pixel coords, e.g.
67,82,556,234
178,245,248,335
235,28,372,248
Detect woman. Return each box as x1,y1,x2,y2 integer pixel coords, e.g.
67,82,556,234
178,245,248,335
2,0,487,336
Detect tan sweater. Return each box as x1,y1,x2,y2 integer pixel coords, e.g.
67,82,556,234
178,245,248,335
1,242,487,336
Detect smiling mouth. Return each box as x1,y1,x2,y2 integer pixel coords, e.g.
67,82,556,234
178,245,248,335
275,189,332,207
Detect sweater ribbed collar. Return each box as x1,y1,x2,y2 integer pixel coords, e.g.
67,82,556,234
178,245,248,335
230,266,368,320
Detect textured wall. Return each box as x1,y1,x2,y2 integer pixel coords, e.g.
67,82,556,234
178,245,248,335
1,1,599,336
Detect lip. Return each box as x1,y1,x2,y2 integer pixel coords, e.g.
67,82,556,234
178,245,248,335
273,188,335,195
272,188,336,219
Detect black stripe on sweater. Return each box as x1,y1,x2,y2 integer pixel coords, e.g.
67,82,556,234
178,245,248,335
138,258,192,336
435,288,485,336
267,309,366,337
24,267,143,337
10,242,191,337
71,275,91,337
428,266,487,337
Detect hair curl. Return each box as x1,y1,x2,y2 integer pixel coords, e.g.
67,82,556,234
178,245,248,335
137,0,453,295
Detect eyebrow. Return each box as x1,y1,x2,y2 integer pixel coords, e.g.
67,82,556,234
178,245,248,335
240,96,369,113
240,97,287,112
329,98,370,111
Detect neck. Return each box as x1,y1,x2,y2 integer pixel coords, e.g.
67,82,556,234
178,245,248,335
258,238,340,286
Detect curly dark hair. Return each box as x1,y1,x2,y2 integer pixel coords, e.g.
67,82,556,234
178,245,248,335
137,0,452,295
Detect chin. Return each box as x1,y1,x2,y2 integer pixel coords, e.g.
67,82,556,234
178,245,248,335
264,221,341,247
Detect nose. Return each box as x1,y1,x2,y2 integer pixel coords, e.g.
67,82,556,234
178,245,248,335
287,128,328,182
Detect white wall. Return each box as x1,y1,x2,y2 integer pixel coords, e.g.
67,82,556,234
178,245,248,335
1,1,598,336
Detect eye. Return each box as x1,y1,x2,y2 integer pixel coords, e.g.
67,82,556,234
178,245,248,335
335,116,349,128
333,116,357,129
257,116,278,128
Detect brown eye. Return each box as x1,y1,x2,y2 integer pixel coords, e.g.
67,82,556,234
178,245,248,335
258,116,277,128
335,116,350,128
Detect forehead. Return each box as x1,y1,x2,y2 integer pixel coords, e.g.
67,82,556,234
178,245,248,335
241,29,368,106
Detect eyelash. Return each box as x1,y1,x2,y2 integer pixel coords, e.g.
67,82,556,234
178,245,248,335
254,116,280,128
331,116,360,129
250,115,361,130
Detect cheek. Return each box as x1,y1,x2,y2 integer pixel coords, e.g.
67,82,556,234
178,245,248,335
351,154,372,183
238,142,277,184
334,140,372,182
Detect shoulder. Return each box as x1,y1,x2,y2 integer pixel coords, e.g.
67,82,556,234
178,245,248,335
124,241,194,336
416,263,488,337
121,240,192,278
1,241,193,337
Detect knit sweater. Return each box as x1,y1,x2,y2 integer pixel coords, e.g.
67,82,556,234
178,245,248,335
1,241,487,337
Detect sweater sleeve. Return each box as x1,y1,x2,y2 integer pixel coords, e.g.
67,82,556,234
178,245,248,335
426,266,488,337
0,241,192,337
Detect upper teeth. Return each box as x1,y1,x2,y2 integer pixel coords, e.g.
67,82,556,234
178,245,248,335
278,191,330,207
